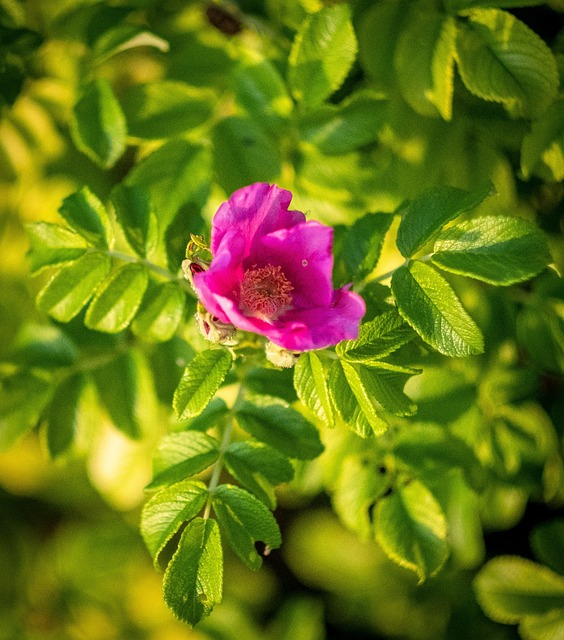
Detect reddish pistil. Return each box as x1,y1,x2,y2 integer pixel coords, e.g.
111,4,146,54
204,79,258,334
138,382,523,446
240,264,293,320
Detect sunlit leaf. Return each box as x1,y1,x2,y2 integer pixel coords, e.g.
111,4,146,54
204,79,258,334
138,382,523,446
110,183,158,258
26,222,88,274
131,282,186,342
294,351,334,427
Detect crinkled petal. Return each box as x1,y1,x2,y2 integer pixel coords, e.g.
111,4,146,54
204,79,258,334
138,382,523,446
211,183,305,255
253,221,334,308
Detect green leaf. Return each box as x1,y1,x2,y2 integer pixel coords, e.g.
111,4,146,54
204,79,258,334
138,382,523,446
445,0,547,13
298,90,387,155
119,81,214,140
173,350,233,420
474,557,564,623
92,352,140,439
110,184,158,258
148,431,220,490
375,479,449,582
140,479,208,566
333,212,394,286
521,98,564,182
131,282,185,342
520,609,564,640
70,78,126,168
224,440,294,509
531,520,564,576
455,9,558,118
92,24,169,62
163,517,223,627
396,182,493,258
85,263,149,334
44,373,84,458
26,222,88,274
294,351,334,427
0,371,53,450
211,115,282,195
336,310,414,364
58,187,110,249
333,453,390,540
391,261,484,357
235,399,323,460
9,324,78,369
394,8,456,119
328,360,373,438
288,4,357,108
36,252,112,322
432,216,551,285
234,55,293,134
212,484,281,571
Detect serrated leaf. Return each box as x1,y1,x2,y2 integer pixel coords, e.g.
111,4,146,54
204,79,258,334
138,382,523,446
337,309,414,363
474,557,564,624
85,263,148,333
288,4,357,108
521,98,564,182
173,350,232,420
92,352,140,439
26,222,88,274
119,81,213,140
432,216,551,285
148,431,220,490
394,8,456,119
235,399,323,460
141,480,208,566
0,371,53,450
333,212,394,286
224,440,294,508
333,454,390,540
396,182,493,258
212,484,281,571
163,517,222,627
211,115,282,196
131,282,185,342
58,187,110,249
294,351,334,427
328,359,373,438
36,252,112,322
531,520,564,577
70,78,126,168
110,183,158,258
375,479,449,582
45,373,84,458
455,9,558,118
392,261,484,357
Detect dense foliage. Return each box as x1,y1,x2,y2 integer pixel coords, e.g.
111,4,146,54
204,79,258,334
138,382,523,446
1,0,563,638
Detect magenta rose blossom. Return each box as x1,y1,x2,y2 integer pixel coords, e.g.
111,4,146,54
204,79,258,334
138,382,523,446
192,183,365,351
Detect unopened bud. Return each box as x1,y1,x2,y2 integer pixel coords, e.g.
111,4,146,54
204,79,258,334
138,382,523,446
196,304,238,346
265,341,300,368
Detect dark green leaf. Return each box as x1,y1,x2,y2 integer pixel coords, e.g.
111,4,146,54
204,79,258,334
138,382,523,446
294,351,334,427
119,81,214,140
92,352,140,439
173,350,233,420
521,98,564,182
224,440,294,508
163,517,223,627
376,479,449,582
396,183,493,258
85,263,149,334
37,252,112,323
391,261,484,356
531,519,564,576
110,184,158,258
131,282,185,342
432,216,551,285
58,187,110,249
141,480,208,566
455,9,558,118
9,324,78,368
26,222,88,274
70,78,126,168
288,4,357,108
235,399,323,460
45,373,84,458
148,431,220,490
212,484,281,571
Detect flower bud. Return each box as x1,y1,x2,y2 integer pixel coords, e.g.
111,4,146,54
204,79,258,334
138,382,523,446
265,341,300,368
195,303,238,346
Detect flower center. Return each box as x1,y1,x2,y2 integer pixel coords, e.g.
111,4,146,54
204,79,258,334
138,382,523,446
240,264,293,320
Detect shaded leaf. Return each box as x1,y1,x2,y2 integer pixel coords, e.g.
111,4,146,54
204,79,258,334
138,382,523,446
131,282,186,342
45,373,84,458
58,187,110,249
110,183,158,258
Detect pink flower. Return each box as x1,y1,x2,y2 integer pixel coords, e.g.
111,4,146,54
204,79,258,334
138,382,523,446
192,183,365,351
